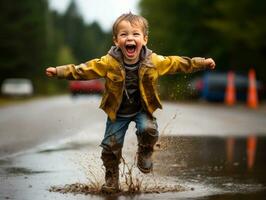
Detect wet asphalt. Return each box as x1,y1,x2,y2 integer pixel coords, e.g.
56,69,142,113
0,95,266,200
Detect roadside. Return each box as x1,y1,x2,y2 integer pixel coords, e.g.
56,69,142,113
0,94,68,107
0,96,33,107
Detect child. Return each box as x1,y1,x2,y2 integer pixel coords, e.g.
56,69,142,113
46,13,215,193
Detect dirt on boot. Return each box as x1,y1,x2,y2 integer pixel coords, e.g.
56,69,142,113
101,165,120,193
137,145,154,173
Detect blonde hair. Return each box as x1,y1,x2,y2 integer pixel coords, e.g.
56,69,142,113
112,12,149,38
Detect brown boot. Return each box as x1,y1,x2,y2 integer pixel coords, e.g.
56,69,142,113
136,130,158,174
101,148,121,193
101,166,120,193
137,145,154,173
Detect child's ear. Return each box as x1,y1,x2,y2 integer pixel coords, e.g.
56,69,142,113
113,36,118,46
143,35,148,45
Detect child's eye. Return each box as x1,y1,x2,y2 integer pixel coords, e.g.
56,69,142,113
120,33,127,37
134,33,140,36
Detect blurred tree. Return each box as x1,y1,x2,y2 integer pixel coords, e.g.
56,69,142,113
0,0,112,95
140,0,219,99
205,0,266,80
139,0,266,99
61,0,85,61
0,0,49,81
59,0,112,63
57,45,77,64
140,0,218,56
82,22,113,60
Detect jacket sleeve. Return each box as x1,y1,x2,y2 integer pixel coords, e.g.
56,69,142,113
56,55,109,80
152,54,208,76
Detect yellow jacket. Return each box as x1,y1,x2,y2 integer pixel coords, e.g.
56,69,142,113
56,46,208,121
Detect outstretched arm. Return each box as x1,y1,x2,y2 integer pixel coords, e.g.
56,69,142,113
153,54,215,76
45,55,110,80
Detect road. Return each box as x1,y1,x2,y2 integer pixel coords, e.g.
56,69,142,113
0,95,266,200
1,95,265,157
0,95,106,157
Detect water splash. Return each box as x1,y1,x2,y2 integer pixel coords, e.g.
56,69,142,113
49,155,186,195
49,115,186,196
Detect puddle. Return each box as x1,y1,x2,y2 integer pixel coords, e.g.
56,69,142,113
1,135,266,199
154,136,266,196
2,167,49,176
37,140,97,154
46,135,266,198
0,158,11,166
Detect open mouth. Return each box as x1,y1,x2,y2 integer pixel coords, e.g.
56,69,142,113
125,44,136,56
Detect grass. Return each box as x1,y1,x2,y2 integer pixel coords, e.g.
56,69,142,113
0,96,34,107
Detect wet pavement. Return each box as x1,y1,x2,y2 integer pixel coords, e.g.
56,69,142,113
1,134,266,199
154,136,266,199
0,96,266,199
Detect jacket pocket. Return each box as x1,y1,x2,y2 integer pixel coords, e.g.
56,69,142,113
107,72,123,82
106,72,123,92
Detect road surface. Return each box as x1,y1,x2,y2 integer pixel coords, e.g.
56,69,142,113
0,95,266,199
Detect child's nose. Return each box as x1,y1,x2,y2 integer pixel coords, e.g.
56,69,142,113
127,34,134,40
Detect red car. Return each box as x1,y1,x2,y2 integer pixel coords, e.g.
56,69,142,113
69,80,104,95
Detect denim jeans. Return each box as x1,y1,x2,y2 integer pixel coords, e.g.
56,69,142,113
100,111,158,152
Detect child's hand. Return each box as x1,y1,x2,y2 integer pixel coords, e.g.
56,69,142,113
46,67,57,77
205,58,216,70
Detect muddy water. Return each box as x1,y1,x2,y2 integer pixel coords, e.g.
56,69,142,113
48,136,266,199
1,135,266,200
154,136,266,199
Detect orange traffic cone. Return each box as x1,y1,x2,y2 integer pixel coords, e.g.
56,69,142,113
247,135,257,170
225,71,236,106
247,69,258,109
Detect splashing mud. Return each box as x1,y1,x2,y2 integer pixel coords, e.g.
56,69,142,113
49,156,186,195
49,181,185,196
48,115,187,196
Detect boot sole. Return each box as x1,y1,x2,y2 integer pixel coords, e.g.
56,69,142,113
101,185,120,194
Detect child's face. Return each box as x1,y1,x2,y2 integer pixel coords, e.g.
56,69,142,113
114,20,148,64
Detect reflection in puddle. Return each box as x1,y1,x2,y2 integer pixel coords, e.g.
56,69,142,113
154,135,266,197
49,135,266,198
37,141,96,154
4,135,264,199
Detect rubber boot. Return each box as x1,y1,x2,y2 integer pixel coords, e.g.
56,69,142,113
101,148,121,193
101,166,119,193
137,130,158,174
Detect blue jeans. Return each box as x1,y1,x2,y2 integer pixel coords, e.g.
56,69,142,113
100,111,158,159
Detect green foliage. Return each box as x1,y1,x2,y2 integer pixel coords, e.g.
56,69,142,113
57,45,77,65
0,0,48,80
204,0,266,77
59,1,112,63
0,0,111,95
139,0,266,100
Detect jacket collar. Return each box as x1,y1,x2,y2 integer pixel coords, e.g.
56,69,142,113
108,46,154,68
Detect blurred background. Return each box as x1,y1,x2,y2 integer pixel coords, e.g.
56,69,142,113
1,1,266,199
0,0,265,102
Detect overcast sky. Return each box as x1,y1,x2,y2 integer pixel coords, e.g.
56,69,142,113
48,0,140,31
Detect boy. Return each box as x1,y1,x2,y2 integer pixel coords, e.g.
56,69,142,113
46,13,215,193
